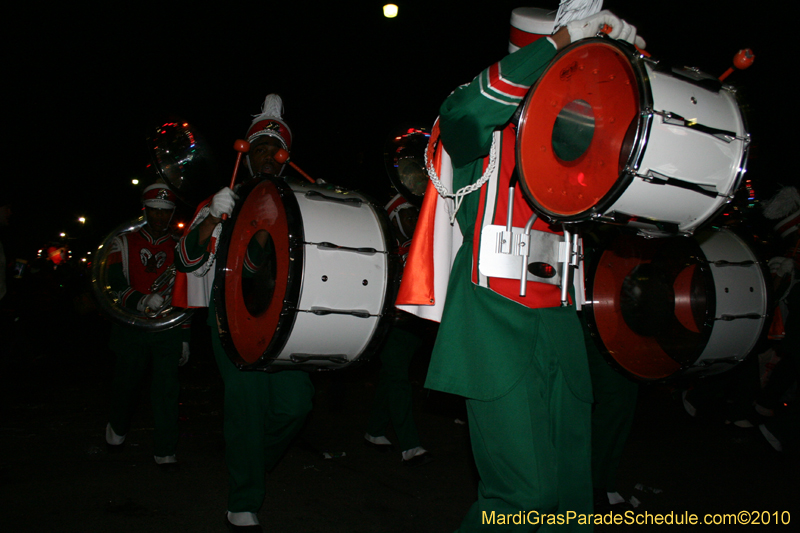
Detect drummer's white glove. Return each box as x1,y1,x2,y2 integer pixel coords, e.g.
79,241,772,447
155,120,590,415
138,292,164,313
566,10,646,49
769,256,795,277
179,341,190,366
210,187,238,218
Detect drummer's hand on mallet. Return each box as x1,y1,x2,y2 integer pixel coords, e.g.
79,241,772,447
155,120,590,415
195,187,239,244
210,187,238,221
563,10,646,49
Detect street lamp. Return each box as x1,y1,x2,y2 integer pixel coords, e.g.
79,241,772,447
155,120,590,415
383,4,398,18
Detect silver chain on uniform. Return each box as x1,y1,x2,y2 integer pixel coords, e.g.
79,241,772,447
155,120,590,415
425,129,501,224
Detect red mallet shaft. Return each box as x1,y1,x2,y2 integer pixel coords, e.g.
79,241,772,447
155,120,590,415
222,139,251,220
274,148,315,183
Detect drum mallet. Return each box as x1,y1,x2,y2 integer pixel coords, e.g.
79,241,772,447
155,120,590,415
274,148,316,184
719,49,755,82
221,139,251,220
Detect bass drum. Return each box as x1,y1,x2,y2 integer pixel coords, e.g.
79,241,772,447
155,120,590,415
215,178,400,371
516,37,750,237
585,228,770,381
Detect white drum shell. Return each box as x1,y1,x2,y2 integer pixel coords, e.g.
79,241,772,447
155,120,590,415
274,183,391,368
688,229,767,375
605,64,748,236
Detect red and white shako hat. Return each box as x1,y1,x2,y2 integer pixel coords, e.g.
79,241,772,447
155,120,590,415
508,1,605,53
508,7,556,53
246,93,292,151
142,183,177,209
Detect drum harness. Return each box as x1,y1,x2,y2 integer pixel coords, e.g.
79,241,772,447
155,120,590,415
425,122,581,307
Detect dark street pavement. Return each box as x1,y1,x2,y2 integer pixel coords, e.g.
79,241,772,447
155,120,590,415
2,305,798,532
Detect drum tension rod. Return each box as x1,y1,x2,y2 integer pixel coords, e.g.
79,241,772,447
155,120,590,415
307,307,373,319
314,242,380,255
305,190,363,206
635,169,720,199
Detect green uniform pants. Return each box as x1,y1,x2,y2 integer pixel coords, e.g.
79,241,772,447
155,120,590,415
211,325,314,513
366,326,424,452
108,324,182,457
585,329,638,494
457,317,593,532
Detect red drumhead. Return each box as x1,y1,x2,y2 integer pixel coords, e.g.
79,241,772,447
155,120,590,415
588,235,713,380
518,40,639,218
221,180,294,365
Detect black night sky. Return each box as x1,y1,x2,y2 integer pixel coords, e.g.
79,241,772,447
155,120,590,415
6,1,780,262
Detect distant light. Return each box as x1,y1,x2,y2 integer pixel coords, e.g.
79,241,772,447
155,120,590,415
132,179,140,185
59,232,66,237
78,217,86,224
81,258,87,262
177,222,185,229
383,4,398,18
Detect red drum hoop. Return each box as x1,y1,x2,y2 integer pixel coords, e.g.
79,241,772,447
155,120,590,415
216,179,299,367
517,38,640,219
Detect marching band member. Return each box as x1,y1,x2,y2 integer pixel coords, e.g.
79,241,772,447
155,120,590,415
397,10,645,531
174,94,314,532
105,184,189,470
364,194,432,466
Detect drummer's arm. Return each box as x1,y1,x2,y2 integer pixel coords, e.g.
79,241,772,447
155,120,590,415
195,214,222,244
175,215,216,274
438,32,565,167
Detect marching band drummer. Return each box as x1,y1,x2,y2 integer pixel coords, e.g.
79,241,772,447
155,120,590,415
105,184,190,470
364,194,432,466
174,94,314,533
397,10,645,532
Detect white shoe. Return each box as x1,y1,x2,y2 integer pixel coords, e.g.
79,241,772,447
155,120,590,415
105,423,125,446
759,424,783,452
227,511,260,526
364,433,392,446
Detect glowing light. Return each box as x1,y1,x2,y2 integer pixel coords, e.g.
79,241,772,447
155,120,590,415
177,222,185,229
59,232,66,237
132,179,140,185
78,217,86,224
383,4,398,18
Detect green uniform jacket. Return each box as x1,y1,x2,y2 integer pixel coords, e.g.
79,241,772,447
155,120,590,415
424,37,592,403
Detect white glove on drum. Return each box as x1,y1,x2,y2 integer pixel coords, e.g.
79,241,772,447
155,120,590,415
179,341,190,366
769,257,795,277
210,187,238,218
566,10,646,49
138,292,164,313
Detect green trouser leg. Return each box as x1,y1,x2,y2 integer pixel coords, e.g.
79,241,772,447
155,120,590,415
583,321,638,494
457,321,593,532
108,325,181,457
212,327,314,514
366,326,424,452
